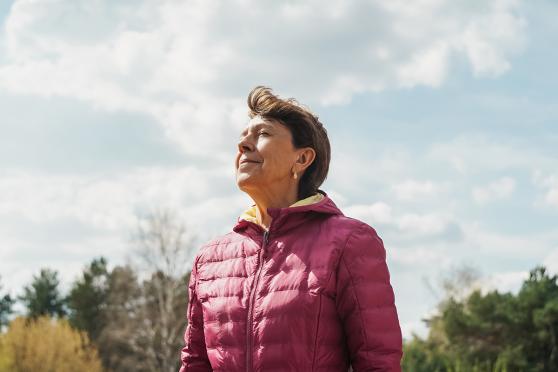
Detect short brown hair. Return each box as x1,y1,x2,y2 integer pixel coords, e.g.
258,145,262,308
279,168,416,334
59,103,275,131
247,86,331,199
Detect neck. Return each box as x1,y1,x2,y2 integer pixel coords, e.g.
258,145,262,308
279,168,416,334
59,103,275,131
249,185,299,230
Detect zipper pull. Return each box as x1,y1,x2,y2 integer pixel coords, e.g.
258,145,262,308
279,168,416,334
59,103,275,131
262,230,269,259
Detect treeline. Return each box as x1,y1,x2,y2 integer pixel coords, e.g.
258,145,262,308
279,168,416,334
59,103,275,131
403,266,558,372
0,210,194,372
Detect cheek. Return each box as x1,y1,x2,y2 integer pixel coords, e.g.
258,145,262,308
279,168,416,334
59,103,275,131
262,146,294,174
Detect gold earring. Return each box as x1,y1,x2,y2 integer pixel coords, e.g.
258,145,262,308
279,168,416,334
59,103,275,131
293,170,298,179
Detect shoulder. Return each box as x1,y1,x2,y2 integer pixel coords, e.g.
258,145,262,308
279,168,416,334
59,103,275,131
314,213,385,260
331,215,386,260
326,214,381,239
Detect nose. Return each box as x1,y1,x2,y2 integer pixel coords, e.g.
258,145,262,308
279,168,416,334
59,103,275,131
237,135,254,153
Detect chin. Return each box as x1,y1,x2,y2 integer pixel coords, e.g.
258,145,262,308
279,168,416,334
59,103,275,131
236,173,252,188
236,174,259,193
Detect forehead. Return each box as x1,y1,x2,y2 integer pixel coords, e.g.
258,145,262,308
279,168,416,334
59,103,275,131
240,116,284,135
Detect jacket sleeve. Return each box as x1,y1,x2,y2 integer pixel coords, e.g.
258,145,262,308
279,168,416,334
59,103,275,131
336,223,403,371
179,256,212,372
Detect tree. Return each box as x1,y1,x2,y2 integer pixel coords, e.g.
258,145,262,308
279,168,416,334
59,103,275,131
0,316,103,372
95,262,191,372
403,265,558,372
402,336,449,372
138,270,190,371
515,267,558,370
19,268,66,318
58,209,196,372
66,257,110,342
126,208,194,372
96,265,148,372
0,277,14,329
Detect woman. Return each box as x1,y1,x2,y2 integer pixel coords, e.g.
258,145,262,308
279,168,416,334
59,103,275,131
179,87,402,371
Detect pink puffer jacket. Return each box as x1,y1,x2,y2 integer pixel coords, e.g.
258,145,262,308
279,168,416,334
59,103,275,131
179,192,402,371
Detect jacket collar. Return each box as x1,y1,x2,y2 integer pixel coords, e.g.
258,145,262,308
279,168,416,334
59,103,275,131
233,190,343,234
238,192,324,225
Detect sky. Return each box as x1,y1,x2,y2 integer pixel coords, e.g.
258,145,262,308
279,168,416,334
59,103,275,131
0,0,557,340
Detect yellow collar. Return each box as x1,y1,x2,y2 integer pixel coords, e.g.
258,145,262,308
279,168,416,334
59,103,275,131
239,193,324,227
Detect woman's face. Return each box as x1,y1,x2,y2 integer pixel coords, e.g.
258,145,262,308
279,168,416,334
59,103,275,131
235,116,298,193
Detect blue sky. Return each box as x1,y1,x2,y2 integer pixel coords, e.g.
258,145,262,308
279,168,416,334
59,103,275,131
0,0,557,339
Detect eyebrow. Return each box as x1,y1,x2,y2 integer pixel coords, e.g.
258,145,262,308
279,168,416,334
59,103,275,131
240,122,274,137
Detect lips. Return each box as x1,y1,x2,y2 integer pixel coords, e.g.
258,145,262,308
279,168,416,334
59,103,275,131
240,158,261,165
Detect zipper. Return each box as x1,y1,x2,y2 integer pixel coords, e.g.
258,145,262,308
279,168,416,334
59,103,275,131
246,229,269,372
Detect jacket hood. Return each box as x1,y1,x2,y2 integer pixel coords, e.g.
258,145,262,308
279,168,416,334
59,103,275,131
233,190,344,233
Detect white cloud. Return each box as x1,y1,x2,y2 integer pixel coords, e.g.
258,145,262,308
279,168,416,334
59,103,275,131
460,2,526,77
544,248,558,274
472,176,516,204
533,171,558,208
322,189,349,208
0,156,273,298
329,148,416,197
397,42,450,88
344,202,393,224
0,220,131,295
390,246,452,267
548,188,558,206
400,319,429,340
461,221,555,259
392,179,446,201
0,165,251,294
427,134,553,175
397,212,456,236
0,0,527,158
344,201,460,240
480,270,529,294
0,166,240,235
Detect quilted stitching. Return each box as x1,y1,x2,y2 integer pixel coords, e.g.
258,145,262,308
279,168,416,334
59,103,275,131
179,194,402,372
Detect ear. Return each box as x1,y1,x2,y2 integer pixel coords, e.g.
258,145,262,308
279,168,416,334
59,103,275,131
295,147,316,173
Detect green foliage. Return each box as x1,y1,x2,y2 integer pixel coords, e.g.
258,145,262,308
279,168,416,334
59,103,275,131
19,268,66,319
66,257,110,342
516,267,558,369
403,266,558,372
402,335,449,371
0,277,14,329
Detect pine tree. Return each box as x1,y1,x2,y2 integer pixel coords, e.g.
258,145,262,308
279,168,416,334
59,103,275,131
0,277,14,329
66,257,110,342
19,268,66,318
